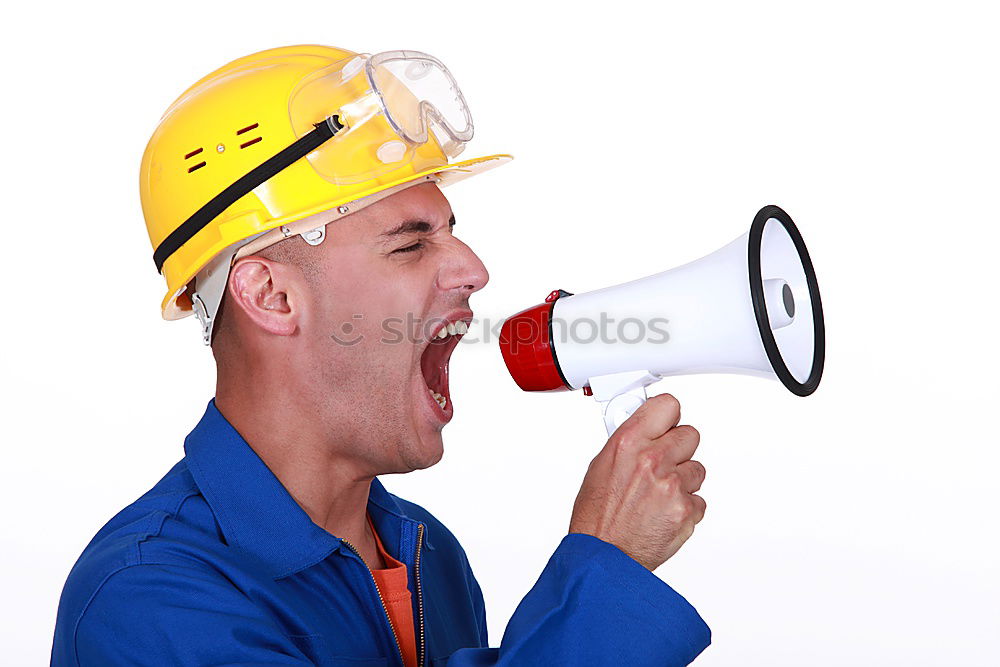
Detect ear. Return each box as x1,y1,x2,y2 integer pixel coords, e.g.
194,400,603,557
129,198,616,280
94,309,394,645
227,256,300,337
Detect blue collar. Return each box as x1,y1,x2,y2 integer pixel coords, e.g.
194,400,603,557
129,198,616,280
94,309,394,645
183,400,419,579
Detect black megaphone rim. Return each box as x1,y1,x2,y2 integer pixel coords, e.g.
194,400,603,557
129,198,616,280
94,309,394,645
747,204,826,396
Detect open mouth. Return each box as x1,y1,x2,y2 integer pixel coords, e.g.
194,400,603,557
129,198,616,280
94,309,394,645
419,318,470,416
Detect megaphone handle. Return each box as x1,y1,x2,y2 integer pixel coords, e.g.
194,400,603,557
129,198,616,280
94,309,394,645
600,386,649,436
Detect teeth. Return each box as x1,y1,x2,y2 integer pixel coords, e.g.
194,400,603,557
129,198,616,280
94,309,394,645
429,389,447,409
425,321,466,410
434,320,468,339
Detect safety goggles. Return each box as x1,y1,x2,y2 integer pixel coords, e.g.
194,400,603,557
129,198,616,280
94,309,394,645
367,50,474,149
153,50,475,274
289,50,474,185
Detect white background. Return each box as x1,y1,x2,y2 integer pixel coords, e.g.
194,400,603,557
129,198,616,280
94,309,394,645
2,1,998,664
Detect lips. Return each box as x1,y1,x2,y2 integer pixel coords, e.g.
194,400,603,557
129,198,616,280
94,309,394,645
419,317,470,417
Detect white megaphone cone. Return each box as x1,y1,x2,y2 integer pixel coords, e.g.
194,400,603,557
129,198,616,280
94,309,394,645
499,205,825,436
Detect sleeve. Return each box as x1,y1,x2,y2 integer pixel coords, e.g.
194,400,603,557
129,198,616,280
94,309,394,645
68,563,313,667
444,533,711,667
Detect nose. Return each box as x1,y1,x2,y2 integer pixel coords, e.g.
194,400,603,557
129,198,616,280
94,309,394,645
437,237,489,295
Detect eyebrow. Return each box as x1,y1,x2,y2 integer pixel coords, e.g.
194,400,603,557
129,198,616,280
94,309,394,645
380,214,456,237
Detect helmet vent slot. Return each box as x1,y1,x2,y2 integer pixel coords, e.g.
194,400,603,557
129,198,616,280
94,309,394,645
187,161,207,173
237,123,262,150
184,147,204,160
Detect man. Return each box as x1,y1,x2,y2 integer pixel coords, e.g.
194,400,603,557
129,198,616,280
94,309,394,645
52,45,710,666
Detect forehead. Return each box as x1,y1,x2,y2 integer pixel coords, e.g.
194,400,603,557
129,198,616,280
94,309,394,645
341,182,452,240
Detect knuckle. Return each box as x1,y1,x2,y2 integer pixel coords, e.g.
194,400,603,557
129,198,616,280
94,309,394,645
638,448,660,470
679,496,695,521
658,471,681,494
611,431,640,455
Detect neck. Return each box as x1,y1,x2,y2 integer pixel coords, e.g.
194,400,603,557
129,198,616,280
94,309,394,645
214,358,379,562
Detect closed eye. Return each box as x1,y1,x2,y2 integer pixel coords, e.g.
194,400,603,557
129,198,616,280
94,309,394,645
387,215,455,255
392,241,424,254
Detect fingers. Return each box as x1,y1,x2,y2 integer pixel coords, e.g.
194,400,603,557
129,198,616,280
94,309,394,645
689,494,707,524
574,389,708,570
674,459,706,493
618,394,682,442
645,425,700,477
657,424,701,466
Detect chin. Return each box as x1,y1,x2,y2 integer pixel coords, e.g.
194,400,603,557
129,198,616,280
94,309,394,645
400,430,445,472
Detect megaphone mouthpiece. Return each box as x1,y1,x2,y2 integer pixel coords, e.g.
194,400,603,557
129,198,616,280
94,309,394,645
498,290,571,393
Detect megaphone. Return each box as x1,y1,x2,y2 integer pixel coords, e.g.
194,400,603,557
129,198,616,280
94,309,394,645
498,205,825,435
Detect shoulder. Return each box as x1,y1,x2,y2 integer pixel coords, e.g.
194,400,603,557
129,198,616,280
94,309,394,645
69,459,222,569
52,459,231,662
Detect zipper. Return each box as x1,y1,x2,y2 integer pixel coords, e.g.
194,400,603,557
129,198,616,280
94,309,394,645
415,524,426,667
341,539,406,667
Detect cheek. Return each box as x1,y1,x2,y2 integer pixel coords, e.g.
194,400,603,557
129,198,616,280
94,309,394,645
307,253,382,325
355,271,436,331
308,250,437,354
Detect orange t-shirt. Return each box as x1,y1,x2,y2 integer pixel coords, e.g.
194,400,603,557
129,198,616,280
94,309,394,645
367,514,418,667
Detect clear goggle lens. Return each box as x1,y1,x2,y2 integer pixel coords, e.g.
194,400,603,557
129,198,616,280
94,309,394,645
366,50,474,151
288,50,474,185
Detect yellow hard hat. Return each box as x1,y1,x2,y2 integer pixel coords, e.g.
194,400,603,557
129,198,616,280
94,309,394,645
140,44,511,324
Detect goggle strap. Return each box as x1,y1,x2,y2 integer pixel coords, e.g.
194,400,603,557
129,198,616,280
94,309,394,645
153,116,344,273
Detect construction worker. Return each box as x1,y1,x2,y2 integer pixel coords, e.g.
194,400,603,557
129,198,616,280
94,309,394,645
51,45,711,665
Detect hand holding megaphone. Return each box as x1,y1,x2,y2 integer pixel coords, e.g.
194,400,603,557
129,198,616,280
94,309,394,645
499,205,825,436
569,392,706,572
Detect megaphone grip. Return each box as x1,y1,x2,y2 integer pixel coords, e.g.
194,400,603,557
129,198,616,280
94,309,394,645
601,387,649,436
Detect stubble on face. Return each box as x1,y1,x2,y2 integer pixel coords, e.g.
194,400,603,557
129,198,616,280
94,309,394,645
284,183,476,476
